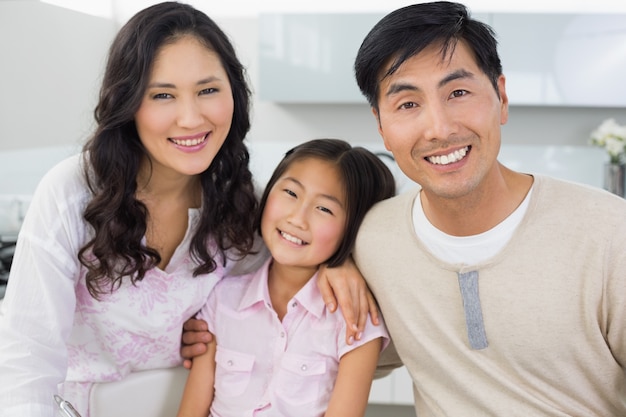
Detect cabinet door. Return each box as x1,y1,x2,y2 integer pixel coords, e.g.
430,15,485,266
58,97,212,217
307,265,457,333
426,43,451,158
259,13,380,103
259,12,626,107
492,13,626,107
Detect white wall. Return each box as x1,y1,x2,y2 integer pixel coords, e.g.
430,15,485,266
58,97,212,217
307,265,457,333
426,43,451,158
1,1,625,154
0,1,116,151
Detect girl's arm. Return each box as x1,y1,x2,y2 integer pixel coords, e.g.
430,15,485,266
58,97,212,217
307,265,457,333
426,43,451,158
324,337,383,417
318,256,380,344
176,339,217,417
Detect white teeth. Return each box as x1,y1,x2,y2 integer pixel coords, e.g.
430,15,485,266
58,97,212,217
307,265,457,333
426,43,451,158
427,146,469,165
171,135,206,147
281,231,305,245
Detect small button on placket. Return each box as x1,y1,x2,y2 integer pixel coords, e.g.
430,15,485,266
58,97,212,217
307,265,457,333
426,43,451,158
300,364,308,372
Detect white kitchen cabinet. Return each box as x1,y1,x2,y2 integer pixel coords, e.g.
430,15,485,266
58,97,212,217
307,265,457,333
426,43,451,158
259,12,626,107
490,13,626,107
259,14,381,103
369,366,413,405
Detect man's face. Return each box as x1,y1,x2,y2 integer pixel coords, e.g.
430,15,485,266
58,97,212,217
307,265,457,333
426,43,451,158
374,41,509,202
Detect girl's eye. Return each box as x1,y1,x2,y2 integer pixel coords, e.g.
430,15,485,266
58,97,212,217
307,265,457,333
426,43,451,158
283,189,296,198
317,206,333,215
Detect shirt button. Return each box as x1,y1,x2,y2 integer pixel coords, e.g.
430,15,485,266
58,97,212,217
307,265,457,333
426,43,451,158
280,331,285,338
301,364,307,371
227,360,233,366
291,302,298,308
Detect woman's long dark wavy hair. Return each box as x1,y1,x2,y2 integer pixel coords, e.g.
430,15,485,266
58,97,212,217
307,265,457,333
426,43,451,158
78,2,258,297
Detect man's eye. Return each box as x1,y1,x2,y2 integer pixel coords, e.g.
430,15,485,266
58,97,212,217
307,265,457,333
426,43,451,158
400,102,417,110
451,90,467,98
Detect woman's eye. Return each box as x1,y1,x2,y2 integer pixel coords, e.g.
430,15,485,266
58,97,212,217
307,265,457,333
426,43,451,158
152,93,172,100
199,87,217,95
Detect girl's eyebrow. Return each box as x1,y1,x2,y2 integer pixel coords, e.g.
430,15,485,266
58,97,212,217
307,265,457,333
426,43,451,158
282,177,344,208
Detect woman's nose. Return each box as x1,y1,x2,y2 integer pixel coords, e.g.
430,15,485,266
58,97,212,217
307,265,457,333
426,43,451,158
177,98,204,129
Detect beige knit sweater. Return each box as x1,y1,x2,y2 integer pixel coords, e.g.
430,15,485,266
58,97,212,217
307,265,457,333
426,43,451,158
356,175,626,416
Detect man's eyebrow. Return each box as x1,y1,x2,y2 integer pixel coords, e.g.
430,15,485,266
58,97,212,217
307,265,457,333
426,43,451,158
384,69,474,97
385,82,419,97
438,69,474,88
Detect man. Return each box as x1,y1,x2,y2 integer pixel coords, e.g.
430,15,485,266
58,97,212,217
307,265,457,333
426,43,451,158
352,1,626,416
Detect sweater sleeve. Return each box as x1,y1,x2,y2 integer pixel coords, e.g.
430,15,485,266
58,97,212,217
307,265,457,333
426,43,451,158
604,214,626,369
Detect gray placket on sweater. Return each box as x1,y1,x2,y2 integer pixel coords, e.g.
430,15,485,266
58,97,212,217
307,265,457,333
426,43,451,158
457,271,489,350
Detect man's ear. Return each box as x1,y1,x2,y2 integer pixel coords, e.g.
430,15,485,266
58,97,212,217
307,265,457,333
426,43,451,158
372,107,392,152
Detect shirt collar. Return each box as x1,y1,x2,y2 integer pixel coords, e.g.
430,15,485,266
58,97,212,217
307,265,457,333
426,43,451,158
237,258,326,318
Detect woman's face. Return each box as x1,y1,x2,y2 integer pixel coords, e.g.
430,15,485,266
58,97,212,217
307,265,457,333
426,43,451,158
134,35,234,181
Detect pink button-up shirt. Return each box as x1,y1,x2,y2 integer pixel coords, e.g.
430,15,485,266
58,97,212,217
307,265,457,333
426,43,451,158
198,258,389,417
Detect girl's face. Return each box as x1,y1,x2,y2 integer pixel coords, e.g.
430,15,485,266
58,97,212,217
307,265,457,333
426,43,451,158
261,158,348,271
134,35,234,181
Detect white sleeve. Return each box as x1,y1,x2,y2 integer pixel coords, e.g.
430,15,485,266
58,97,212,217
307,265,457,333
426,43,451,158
0,156,86,417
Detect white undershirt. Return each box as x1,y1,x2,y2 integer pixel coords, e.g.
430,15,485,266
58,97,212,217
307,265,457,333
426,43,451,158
412,187,533,265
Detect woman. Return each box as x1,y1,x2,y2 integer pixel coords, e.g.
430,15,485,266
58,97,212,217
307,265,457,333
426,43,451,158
0,3,371,416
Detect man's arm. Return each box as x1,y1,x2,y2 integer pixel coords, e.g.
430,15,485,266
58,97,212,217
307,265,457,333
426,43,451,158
180,318,213,369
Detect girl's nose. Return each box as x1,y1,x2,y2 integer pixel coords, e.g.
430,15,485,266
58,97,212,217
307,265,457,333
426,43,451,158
287,204,308,229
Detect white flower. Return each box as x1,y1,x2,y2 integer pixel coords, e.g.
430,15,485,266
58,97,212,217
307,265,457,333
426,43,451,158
590,118,626,164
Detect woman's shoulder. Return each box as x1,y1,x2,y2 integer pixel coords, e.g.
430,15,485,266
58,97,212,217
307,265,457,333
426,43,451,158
34,153,89,195
27,153,91,216
39,153,84,187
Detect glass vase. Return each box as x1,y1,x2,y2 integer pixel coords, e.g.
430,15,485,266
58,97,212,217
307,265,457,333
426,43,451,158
604,163,626,197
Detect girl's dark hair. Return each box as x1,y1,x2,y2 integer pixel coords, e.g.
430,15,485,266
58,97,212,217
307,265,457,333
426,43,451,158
354,1,502,109
256,139,396,267
78,2,257,297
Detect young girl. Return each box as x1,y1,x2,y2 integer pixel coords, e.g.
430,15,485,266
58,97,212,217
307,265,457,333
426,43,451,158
177,139,396,417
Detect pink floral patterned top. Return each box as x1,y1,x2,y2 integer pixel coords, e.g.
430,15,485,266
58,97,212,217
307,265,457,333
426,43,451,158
0,155,226,417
